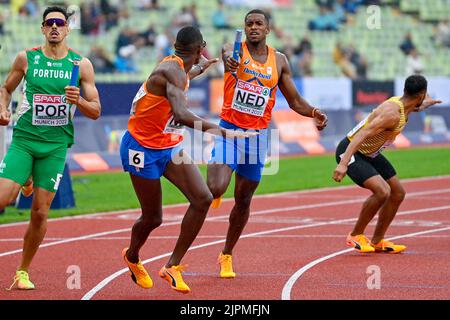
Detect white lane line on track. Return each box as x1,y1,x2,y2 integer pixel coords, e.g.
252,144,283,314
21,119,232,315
2,175,449,228
81,204,450,300
2,188,450,258
2,233,450,242
281,226,450,300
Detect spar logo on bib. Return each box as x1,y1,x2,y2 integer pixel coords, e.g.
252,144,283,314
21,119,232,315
32,94,70,126
231,80,270,117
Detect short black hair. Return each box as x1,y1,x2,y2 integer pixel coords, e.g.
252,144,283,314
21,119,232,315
42,6,70,22
175,26,205,50
404,75,427,97
245,9,270,25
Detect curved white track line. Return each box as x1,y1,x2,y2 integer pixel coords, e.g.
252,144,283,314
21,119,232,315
2,188,449,258
281,226,450,300
81,204,450,300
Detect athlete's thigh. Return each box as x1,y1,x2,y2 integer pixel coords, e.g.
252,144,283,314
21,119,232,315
236,128,268,183
362,174,390,194
336,137,385,187
31,187,57,213
234,172,259,203
369,153,397,182
0,138,33,186
209,131,238,165
0,178,22,205
164,149,211,203
129,174,162,214
342,152,381,187
206,163,234,194
32,145,67,192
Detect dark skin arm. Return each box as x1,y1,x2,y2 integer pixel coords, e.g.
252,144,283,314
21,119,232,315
147,60,257,139
333,101,400,182
413,93,442,112
188,55,219,80
276,52,328,130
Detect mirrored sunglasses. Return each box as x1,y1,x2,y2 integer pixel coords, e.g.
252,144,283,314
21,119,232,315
42,18,67,27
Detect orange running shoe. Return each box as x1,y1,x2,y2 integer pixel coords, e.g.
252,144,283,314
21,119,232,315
218,252,236,278
371,239,406,254
121,248,153,289
211,197,222,209
346,234,375,253
159,265,191,293
21,181,33,198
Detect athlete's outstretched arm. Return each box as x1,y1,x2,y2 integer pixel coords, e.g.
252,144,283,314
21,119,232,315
333,103,400,182
65,57,101,120
277,53,327,130
0,51,27,125
165,63,256,139
188,55,219,80
414,93,442,112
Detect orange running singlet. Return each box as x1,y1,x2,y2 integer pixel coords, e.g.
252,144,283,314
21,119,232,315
128,55,189,149
221,42,279,130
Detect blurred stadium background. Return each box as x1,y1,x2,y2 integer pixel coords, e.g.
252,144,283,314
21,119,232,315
0,0,449,177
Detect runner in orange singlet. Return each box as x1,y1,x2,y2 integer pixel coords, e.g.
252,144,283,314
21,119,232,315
119,26,257,294
207,9,328,278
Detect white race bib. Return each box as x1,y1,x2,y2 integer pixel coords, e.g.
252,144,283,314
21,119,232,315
347,115,369,138
231,80,270,117
368,140,393,158
130,84,146,115
32,94,69,126
129,149,144,168
340,154,356,165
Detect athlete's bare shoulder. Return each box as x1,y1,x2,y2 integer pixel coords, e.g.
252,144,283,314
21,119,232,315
375,100,401,116
7,51,28,76
15,51,28,67
79,57,94,76
146,59,187,96
275,50,287,61
17,50,27,59
80,56,93,68
275,51,289,75
369,100,401,129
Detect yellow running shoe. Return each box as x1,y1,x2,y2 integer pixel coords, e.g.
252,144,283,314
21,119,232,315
159,265,191,293
211,197,222,209
346,234,375,253
6,270,35,290
121,248,153,289
21,181,33,198
371,239,407,254
218,252,236,278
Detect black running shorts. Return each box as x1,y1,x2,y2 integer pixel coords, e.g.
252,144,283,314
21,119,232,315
335,138,397,187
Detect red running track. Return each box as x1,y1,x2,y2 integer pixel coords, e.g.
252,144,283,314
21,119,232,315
0,175,449,300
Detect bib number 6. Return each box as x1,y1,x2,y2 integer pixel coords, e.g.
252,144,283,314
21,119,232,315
129,149,144,168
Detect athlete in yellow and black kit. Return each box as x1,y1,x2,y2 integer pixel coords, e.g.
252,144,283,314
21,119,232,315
333,75,441,254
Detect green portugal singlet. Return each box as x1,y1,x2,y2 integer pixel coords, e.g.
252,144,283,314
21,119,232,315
0,47,82,191
14,46,82,147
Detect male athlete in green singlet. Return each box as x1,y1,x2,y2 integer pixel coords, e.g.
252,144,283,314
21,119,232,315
0,6,101,290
